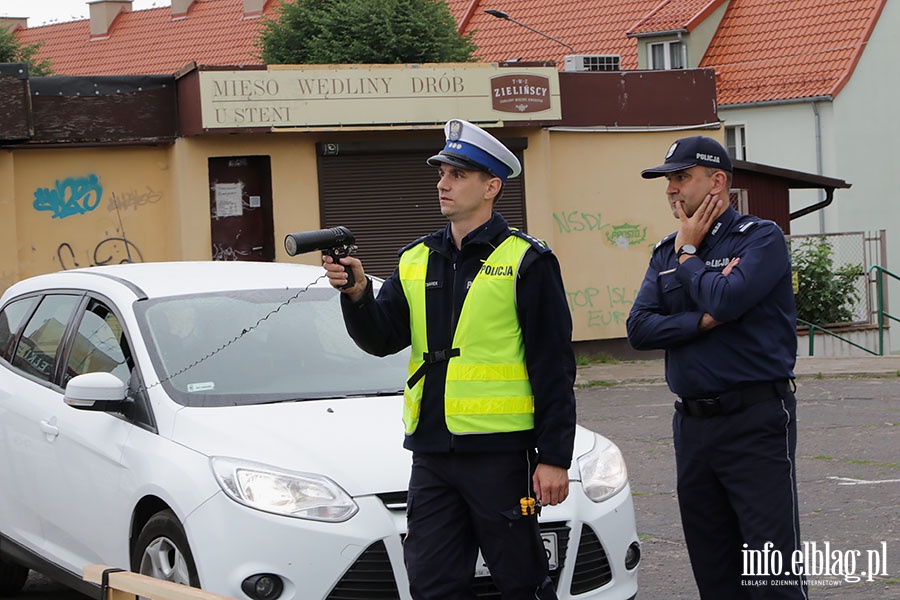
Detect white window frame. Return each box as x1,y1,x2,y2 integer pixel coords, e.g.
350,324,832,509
648,40,685,70
726,125,747,160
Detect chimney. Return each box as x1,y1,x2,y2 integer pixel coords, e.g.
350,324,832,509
171,0,196,18
88,0,132,37
0,17,28,31
243,0,270,18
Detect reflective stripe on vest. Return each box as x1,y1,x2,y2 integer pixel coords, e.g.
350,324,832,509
399,235,535,435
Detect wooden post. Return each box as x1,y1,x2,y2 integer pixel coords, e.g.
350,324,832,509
84,565,237,600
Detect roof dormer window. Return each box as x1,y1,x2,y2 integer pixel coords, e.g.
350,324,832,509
649,40,685,70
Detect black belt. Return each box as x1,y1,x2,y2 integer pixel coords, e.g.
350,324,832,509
676,380,792,418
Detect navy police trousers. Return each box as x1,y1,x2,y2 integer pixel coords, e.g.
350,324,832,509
674,385,808,599
404,451,556,600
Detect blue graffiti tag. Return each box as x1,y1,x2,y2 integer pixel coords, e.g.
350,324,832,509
33,174,103,219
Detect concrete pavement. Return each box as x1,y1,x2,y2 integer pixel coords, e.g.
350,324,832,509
575,355,900,386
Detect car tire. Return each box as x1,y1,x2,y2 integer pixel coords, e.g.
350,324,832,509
0,558,29,597
131,510,200,587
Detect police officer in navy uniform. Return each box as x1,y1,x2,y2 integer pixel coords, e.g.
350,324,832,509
324,119,576,599
627,136,808,599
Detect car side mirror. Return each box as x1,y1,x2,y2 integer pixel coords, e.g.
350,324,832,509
65,372,128,412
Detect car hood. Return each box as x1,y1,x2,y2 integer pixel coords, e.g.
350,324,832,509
170,395,411,497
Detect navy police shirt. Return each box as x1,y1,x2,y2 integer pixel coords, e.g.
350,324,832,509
627,206,797,398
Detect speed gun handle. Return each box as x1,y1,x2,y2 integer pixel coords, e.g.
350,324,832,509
326,247,355,290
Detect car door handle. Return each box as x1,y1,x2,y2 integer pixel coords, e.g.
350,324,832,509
40,418,60,440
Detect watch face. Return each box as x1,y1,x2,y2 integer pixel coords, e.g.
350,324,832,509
677,244,697,256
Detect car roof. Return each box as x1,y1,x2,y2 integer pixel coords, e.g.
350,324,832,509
3,261,333,302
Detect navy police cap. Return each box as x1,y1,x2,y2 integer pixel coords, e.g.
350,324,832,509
427,119,522,183
641,135,733,179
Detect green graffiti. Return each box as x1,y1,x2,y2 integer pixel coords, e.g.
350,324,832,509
553,211,610,234
566,284,638,327
606,223,647,249
553,212,647,249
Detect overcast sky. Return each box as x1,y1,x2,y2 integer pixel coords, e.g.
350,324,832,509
2,0,163,26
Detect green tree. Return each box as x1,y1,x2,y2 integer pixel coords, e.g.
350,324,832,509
790,236,865,325
0,26,52,76
257,0,476,65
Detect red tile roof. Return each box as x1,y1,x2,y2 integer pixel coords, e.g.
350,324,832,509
453,0,658,70
16,0,275,76
13,0,888,107
627,0,727,36
454,0,887,106
699,0,887,105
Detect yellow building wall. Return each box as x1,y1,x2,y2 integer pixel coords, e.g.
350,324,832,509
169,134,322,265
0,151,19,292
2,127,725,344
10,146,171,281
531,130,725,341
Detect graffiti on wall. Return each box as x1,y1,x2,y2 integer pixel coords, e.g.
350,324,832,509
567,284,638,328
57,238,144,270
29,180,162,269
212,244,251,261
33,174,103,219
108,186,164,212
553,211,648,248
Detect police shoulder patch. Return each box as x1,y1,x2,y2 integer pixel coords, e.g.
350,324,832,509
734,216,778,234
509,229,551,254
652,232,677,254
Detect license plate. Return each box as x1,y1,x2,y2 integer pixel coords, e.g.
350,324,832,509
474,532,559,577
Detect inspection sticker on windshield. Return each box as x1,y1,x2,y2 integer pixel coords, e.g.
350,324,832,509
187,382,215,392
474,532,558,577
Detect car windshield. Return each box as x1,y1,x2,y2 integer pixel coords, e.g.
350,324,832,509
135,286,409,407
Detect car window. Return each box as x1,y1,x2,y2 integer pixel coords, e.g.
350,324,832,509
137,287,410,407
63,298,132,386
13,294,81,382
0,296,39,362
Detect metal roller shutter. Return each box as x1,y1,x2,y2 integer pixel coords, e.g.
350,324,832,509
317,139,527,279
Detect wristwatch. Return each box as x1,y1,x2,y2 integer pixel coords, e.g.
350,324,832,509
676,244,698,259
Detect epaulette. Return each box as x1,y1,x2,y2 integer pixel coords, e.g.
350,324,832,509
734,216,780,234
398,233,432,256
510,229,551,254
651,231,677,255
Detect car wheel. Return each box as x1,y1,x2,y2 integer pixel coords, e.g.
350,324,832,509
132,510,200,587
0,558,29,597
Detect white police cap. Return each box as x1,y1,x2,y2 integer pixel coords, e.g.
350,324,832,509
427,119,522,182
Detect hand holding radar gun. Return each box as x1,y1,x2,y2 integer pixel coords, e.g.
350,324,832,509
284,226,358,289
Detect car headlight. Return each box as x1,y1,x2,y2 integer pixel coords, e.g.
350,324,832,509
210,457,358,522
576,435,629,503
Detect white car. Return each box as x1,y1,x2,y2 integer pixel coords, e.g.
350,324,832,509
0,261,640,600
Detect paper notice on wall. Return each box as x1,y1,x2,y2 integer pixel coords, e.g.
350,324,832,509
215,183,243,217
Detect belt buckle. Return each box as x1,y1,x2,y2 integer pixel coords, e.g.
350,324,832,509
690,398,721,418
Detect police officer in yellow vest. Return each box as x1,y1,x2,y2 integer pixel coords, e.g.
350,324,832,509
324,119,576,599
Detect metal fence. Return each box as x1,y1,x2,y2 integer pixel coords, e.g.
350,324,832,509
786,230,886,327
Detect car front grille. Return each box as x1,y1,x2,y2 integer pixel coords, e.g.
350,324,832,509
569,524,613,594
325,539,401,600
346,494,614,597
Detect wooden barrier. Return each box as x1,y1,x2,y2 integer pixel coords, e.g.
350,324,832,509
84,565,236,600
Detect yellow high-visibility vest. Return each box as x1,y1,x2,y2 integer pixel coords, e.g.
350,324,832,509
399,235,535,434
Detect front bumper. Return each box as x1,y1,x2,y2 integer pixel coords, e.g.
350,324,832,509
185,482,639,600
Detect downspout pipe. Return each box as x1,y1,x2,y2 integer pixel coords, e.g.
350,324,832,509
813,100,825,232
